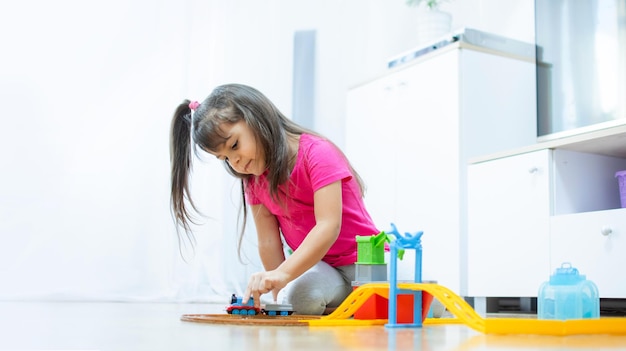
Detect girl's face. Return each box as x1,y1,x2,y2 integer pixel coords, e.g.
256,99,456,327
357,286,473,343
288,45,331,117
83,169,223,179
208,120,266,176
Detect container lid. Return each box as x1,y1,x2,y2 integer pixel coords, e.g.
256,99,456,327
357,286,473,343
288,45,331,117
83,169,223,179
550,262,585,285
616,170,626,177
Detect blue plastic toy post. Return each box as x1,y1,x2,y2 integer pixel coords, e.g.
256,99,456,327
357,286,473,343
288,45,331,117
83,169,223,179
385,223,424,329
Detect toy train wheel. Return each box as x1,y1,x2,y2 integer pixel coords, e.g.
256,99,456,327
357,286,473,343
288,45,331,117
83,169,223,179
229,308,257,315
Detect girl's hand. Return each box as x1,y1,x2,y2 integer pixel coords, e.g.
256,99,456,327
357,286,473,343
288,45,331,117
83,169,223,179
242,270,289,308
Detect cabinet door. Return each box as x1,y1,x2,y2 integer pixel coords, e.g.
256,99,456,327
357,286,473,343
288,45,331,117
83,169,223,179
392,50,462,292
550,208,626,297
467,150,551,297
345,76,397,227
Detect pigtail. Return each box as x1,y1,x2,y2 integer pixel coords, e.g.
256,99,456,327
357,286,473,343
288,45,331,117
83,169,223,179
170,99,199,249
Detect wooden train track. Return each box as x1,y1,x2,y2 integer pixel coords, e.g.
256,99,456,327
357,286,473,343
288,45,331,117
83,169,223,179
181,313,321,326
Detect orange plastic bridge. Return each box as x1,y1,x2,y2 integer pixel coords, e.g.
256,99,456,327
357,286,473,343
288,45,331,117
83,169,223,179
304,282,626,336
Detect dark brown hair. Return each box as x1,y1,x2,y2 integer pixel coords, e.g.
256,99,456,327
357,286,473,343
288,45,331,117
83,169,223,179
169,84,365,258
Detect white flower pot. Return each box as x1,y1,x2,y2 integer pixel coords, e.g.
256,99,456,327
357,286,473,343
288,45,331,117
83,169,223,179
416,9,452,45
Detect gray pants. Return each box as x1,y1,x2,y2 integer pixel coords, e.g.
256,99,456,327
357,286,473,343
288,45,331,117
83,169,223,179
284,261,355,315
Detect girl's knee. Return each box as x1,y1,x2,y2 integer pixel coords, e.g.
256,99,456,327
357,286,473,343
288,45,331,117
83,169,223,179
284,262,352,315
287,287,326,315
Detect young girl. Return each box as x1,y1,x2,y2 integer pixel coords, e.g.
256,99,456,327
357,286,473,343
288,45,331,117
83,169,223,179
169,83,379,315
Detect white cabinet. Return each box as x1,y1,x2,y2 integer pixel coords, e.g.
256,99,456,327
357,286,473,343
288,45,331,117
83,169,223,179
345,44,536,295
467,150,551,297
467,128,626,302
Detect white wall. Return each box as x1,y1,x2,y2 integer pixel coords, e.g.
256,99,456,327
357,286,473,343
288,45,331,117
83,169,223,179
0,0,535,302
0,0,233,301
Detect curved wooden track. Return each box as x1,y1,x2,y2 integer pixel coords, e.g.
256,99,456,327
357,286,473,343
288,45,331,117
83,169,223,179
181,313,320,326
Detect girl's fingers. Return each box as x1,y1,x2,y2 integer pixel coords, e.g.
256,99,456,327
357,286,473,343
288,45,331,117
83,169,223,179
244,272,274,307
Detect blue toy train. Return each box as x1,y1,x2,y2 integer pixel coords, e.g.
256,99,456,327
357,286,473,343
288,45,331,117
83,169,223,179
226,294,294,316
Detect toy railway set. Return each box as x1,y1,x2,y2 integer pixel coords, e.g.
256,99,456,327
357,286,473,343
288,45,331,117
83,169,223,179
181,224,626,335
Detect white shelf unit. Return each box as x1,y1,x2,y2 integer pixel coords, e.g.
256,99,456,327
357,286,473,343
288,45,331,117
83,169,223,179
467,121,626,314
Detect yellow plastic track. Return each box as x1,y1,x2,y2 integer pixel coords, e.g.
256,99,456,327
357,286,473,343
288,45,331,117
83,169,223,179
304,283,626,335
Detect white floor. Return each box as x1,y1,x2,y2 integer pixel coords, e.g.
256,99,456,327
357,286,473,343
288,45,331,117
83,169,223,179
1,301,626,351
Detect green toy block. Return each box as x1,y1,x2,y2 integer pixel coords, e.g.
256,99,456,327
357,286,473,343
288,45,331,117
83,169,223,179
356,231,388,264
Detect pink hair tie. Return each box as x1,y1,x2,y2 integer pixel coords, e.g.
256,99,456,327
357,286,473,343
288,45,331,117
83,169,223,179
189,101,200,111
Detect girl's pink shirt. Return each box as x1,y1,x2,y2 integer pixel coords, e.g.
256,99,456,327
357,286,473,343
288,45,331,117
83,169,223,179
244,134,379,267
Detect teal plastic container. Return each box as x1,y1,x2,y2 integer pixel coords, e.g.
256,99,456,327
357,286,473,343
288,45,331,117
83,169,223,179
538,262,599,320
